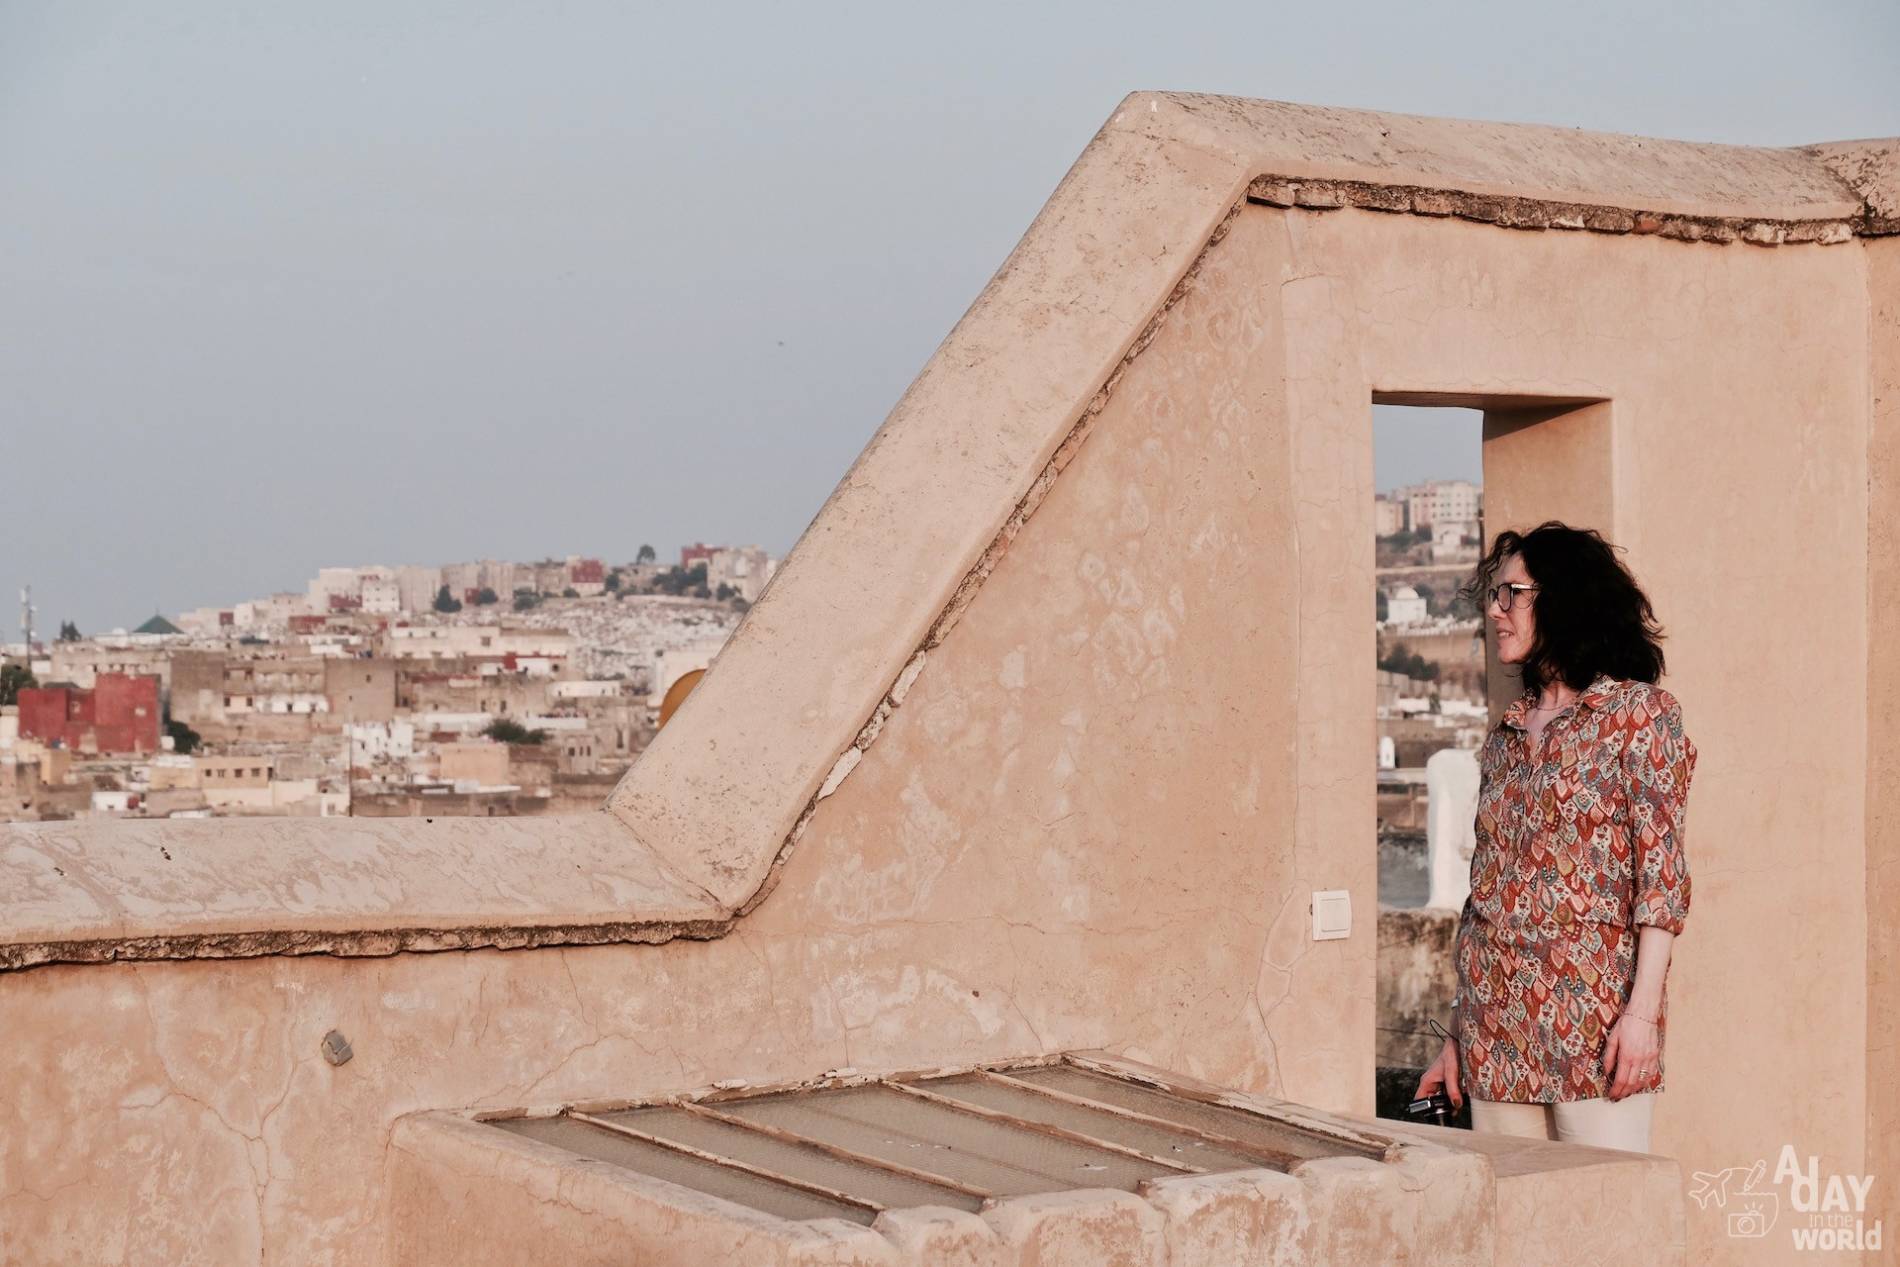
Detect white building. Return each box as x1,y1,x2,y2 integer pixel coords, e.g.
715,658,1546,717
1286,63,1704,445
234,593,309,631
349,720,416,762
385,625,573,665
649,633,734,709
707,546,778,601
306,567,364,613
175,607,231,636
361,573,401,615
517,715,588,734
550,680,623,701
1384,585,1429,626
1431,519,1479,561
407,712,496,737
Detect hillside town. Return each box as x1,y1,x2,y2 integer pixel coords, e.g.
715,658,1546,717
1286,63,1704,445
1372,477,1491,912
1374,475,1488,723
1,482,1488,831
0,546,775,823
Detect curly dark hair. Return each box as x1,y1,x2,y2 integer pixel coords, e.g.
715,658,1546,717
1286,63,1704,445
1458,521,1666,696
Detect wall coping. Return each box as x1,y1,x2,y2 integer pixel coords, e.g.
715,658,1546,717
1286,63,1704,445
0,812,725,970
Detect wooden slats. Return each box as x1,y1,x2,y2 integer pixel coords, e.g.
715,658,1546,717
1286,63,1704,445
1059,1051,1398,1160
486,1053,1398,1227
876,1078,1203,1174
968,1070,1308,1169
674,1099,997,1204
566,1111,885,1214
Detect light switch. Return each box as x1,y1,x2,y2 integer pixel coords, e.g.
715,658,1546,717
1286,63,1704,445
1312,889,1352,940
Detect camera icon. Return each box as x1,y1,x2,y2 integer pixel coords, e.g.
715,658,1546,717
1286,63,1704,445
1691,1160,1780,1239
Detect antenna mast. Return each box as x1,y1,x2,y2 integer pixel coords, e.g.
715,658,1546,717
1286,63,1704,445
19,586,35,651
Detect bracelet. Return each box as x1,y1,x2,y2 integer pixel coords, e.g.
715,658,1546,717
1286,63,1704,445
1623,1010,1659,1024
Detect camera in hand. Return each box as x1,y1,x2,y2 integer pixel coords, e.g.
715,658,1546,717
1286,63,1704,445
1404,1089,1457,1126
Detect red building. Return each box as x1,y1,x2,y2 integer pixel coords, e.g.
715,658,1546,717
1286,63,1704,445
16,673,162,755
568,557,605,585
679,543,718,569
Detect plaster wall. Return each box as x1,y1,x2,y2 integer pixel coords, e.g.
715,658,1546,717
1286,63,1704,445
1865,234,1900,1216
1276,206,1873,1265
438,741,512,788
0,198,1882,1267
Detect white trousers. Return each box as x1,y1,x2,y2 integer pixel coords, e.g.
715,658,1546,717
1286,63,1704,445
1469,1092,1656,1152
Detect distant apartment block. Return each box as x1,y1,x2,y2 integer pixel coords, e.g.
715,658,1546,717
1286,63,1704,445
360,574,401,614
230,593,307,630
167,651,397,742
1405,479,1480,531
707,546,777,601
385,625,573,669
47,643,173,692
566,556,606,597
193,754,329,813
1378,479,1483,546
1373,494,1406,538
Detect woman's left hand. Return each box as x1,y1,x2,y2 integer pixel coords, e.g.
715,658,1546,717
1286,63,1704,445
1602,1009,1661,1100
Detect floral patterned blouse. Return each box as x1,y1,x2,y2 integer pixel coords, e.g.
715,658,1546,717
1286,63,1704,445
1452,672,1697,1103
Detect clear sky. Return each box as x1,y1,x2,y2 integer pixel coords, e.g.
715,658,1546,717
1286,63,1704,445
3,2,1895,634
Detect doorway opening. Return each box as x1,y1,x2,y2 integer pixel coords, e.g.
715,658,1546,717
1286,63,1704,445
1366,393,1614,1126
1369,402,1486,1125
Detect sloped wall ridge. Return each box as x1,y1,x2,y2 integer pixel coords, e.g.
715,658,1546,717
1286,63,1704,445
735,200,1249,918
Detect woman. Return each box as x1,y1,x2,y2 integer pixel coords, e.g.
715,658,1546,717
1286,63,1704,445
1415,521,1697,1152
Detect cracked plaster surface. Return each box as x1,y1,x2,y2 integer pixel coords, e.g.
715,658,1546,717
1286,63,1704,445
0,810,724,970
1864,235,1900,1227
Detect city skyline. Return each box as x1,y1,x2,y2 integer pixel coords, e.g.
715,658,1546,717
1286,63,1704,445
11,449,1490,636
10,543,748,641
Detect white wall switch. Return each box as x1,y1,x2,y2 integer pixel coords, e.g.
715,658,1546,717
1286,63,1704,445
1312,889,1352,940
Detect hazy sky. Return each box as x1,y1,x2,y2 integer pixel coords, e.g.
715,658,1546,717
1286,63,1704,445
4,3,1895,634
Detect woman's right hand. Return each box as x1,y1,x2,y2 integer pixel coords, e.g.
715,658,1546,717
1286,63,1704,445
1415,1036,1464,1110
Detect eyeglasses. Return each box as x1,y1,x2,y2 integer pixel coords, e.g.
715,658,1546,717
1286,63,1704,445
1486,582,1539,612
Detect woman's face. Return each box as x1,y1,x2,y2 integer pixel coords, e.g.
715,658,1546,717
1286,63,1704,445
1490,552,1537,665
